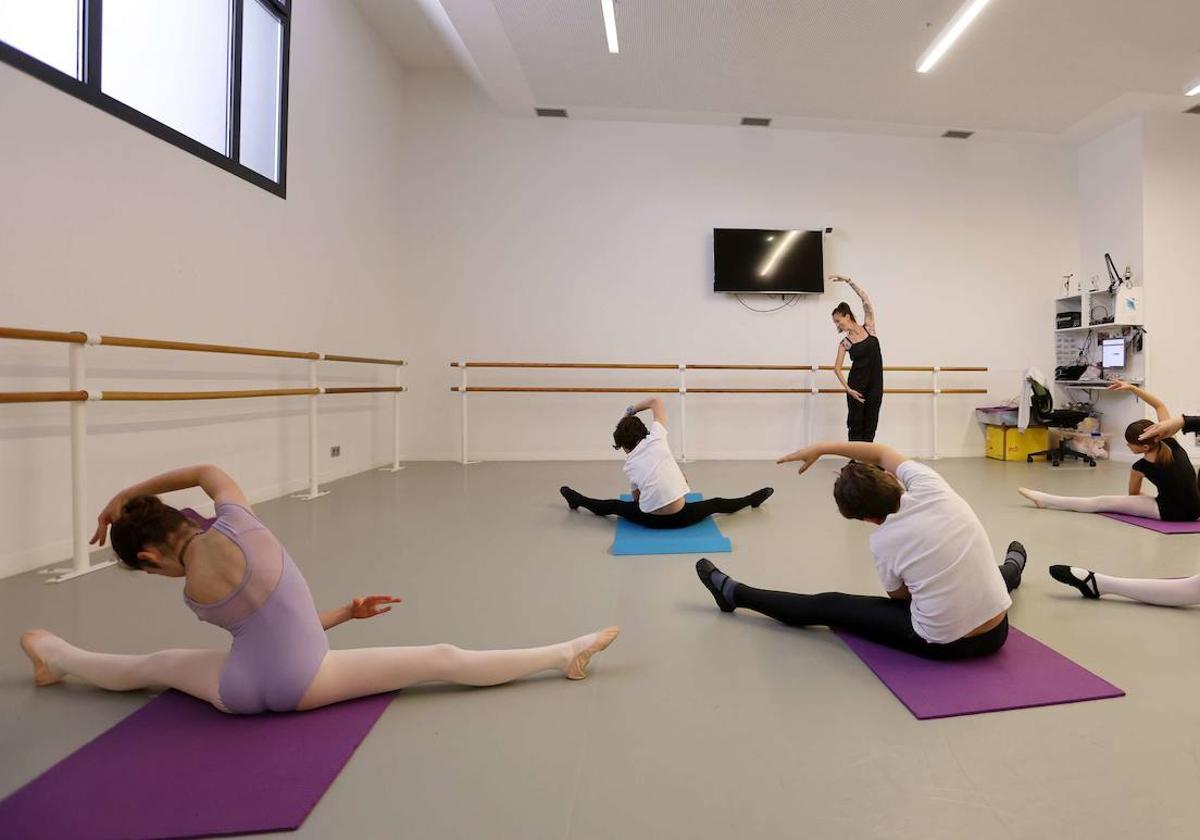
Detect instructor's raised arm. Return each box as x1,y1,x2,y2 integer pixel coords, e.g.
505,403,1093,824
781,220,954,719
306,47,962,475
831,275,875,329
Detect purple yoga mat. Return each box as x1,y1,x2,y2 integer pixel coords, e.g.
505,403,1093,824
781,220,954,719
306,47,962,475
0,690,391,840
834,627,1124,720
1098,512,1200,533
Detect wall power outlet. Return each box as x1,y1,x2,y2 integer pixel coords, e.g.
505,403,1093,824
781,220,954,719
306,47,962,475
330,445,341,457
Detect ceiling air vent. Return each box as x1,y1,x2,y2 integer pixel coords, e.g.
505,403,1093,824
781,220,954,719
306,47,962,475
1185,104,1200,115
535,108,568,118
741,117,772,127
941,129,975,139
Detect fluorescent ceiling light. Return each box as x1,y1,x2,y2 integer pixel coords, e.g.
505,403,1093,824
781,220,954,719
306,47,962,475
601,0,619,53
917,0,992,73
1187,82,1200,96
759,230,800,278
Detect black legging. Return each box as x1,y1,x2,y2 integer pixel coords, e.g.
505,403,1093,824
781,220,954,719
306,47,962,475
569,491,766,529
732,561,1020,661
847,379,883,442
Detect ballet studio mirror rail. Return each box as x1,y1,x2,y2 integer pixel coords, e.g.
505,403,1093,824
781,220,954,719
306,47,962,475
1,326,406,583
450,361,988,464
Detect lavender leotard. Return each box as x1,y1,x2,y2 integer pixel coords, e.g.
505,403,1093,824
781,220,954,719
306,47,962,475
185,503,328,714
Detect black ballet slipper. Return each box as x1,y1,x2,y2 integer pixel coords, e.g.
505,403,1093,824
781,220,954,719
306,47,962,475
750,488,774,508
1048,565,1099,599
696,558,735,612
560,486,582,510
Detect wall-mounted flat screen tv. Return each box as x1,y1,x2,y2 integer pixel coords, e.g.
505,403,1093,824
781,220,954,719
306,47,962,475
713,228,824,294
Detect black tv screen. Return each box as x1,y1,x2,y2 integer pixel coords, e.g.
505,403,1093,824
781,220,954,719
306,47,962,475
713,228,824,294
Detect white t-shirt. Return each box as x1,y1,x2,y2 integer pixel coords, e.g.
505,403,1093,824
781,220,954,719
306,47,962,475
868,461,1012,644
621,421,690,513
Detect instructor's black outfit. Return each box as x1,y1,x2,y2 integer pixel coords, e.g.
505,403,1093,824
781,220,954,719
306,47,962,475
844,325,884,442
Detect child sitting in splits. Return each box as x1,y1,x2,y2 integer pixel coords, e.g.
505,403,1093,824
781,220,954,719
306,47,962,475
560,397,772,529
696,440,1026,660
1049,408,1200,604
1019,381,1200,522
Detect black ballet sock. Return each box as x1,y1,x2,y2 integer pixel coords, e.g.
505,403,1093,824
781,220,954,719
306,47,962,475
560,486,583,510
999,540,1027,591
696,558,737,612
1004,540,1027,573
748,487,774,508
1049,565,1100,599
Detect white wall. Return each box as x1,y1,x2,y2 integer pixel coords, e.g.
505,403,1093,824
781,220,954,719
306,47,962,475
1075,118,1147,456
1073,114,1200,463
0,3,410,578
1143,113,1200,445
394,72,1078,463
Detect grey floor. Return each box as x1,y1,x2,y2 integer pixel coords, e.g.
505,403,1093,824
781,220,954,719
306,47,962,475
3,458,1200,839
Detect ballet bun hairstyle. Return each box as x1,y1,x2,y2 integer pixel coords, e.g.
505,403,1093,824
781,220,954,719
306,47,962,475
613,416,649,452
109,495,190,569
833,462,903,521
832,302,856,322
1126,419,1173,465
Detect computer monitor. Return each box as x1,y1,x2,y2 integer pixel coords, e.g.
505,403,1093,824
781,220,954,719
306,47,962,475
1101,338,1125,370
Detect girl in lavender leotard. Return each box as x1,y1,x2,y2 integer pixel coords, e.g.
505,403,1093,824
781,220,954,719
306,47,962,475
20,465,619,713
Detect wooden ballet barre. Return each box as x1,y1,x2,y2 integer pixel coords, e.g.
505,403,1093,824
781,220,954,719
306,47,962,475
98,334,318,360
323,354,407,366
101,388,319,401
451,386,678,393
687,364,813,371
0,390,88,404
1,325,405,366
450,360,988,373
324,386,408,394
0,387,411,403
451,362,679,370
451,386,986,395
0,327,87,345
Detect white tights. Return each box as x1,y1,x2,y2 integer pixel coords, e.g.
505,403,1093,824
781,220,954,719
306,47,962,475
297,640,581,710
1023,489,1161,519
31,631,598,713
1091,571,1200,606
37,636,229,710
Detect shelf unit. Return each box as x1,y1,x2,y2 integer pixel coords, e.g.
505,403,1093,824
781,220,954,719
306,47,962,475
1054,283,1145,397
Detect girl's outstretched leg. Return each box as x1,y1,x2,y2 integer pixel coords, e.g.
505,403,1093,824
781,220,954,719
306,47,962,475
297,627,620,710
1018,489,1160,518
20,629,227,710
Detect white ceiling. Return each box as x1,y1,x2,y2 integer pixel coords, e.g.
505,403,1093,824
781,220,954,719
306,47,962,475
359,0,1200,141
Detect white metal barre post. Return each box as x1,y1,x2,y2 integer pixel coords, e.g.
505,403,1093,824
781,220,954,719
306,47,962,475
379,365,406,472
807,364,819,445
459,362,478,465
931,367,941,460
678,364,688,463
293,359,329,500
45,338,116,583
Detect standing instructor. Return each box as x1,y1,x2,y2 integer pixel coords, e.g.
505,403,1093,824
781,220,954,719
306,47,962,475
831,275,884,441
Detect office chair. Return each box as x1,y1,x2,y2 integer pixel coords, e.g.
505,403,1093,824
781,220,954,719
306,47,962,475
1026,379,1096,467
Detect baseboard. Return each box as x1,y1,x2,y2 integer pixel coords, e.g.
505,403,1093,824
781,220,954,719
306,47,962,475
421,449,980,462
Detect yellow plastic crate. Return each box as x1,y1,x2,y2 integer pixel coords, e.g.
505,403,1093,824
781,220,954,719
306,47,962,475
985,426,1049,461
985,425,1007,460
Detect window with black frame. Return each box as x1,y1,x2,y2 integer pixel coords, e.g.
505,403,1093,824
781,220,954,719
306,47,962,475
0,0,290,196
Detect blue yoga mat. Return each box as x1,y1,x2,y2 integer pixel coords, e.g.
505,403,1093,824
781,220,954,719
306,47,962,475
611,493,732,556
